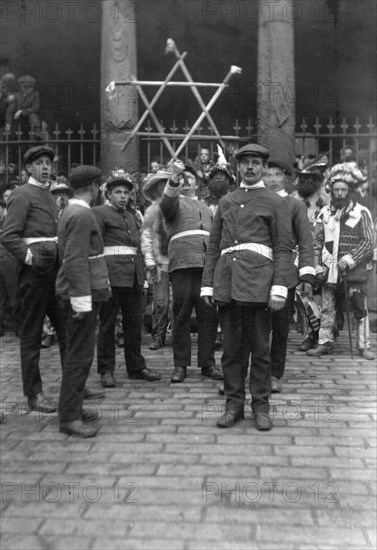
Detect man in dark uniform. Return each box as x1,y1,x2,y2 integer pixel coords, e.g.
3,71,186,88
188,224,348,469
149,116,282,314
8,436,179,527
160,161,222,384
93,176,161,387
264,159,315,393
201,144,292,430
1,145,66,413
56,166,111,438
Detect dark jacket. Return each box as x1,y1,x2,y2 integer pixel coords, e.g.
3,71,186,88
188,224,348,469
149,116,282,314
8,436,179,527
92,204,145,288
56,202,110,303
1,182,59,273
285,195,315,288
159,184,214,273
201,186,293,305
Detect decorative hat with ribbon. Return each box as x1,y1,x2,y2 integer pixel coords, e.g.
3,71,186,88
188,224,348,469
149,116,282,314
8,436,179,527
324,162,368,190
142,169,171,200
100,168,137,194
208,145,235,183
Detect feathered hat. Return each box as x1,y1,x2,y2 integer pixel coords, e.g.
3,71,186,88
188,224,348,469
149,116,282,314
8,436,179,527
142,170,171,200
324,162,368,190
208,145,235,183
100,168,136,194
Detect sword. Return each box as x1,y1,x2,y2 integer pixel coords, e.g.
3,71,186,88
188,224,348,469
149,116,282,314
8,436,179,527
341,270,354,359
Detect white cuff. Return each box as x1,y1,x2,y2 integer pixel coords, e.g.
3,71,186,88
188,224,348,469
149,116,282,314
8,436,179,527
270,285,288,299
25,248,33,265
342,254,356,269
70,295,92,313
200,287,213,297
164,181,181,197
299,266,316,278
315,265,324,275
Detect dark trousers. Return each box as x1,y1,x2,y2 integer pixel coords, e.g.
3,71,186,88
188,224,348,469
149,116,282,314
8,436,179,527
219,302,272,412
170,268,218,369
18,266,66,398
59,302,99,422
151,270,170,344
0,255,21,331
270,287,295,379
97,284,146,375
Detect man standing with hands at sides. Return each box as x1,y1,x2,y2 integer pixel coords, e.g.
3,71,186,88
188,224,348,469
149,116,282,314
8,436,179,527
56,166,111,438
201,144,293,430
93,176,161,388
1,145,66,414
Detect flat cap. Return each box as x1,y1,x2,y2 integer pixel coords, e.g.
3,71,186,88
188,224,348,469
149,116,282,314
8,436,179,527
24,145,55,164
235,143,270,161
183,165,198,179
267,159,293,176
50,181,71,194
69,165,102,189
142,170,171,200
106,177,134,192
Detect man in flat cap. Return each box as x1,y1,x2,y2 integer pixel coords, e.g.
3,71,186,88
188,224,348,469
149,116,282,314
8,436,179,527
160,161,222,384
5,75,41,136
93,176,160,388
50,181,71,214
141,170,172,351
262,159,315,393
1,145,66,413
201,144,293,430
56,165,111,438
307,163,375,360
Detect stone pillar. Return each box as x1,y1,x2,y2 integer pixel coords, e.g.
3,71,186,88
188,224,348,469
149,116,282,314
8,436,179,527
257,0,295,163
101,1,139,176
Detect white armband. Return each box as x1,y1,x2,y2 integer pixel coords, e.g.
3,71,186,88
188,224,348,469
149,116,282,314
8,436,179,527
270,285,288,299
70,296,92,313
200,287,213,298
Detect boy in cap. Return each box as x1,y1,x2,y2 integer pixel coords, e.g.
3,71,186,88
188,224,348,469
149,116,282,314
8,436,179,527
141,170,171,350
50,181,71,214
93,176,161,387
307,163,375,359
56,165,111,437
201,144,292,430
1,145,66,413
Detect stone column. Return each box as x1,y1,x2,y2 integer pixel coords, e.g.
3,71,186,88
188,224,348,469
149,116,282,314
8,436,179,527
101,1,139,176
257,0,295,163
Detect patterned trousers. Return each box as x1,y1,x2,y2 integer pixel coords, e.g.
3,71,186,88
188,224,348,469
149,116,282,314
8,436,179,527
318,283,371,349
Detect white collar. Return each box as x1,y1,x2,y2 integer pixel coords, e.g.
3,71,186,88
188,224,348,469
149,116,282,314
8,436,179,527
68,198,91,209
180,194,198,200
277,189,288,197
28,176,50,188
239,181,265,190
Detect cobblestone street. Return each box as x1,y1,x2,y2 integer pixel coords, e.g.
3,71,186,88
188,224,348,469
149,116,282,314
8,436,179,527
0,328,376,550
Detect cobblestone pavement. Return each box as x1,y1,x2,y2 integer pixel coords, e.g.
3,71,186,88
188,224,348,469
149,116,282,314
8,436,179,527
0,327,376,550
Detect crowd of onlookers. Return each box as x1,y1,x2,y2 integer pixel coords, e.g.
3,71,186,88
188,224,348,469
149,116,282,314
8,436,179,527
0,138,376,435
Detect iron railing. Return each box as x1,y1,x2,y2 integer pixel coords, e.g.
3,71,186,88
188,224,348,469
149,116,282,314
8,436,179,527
1,116,376,184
